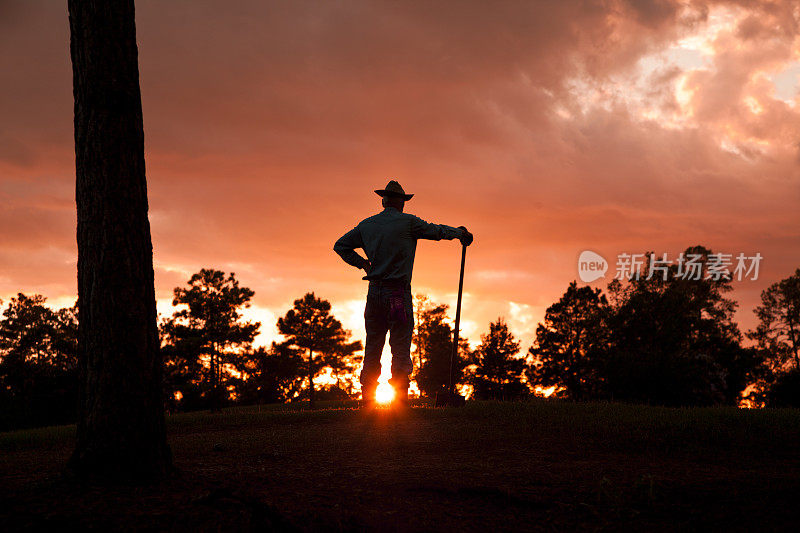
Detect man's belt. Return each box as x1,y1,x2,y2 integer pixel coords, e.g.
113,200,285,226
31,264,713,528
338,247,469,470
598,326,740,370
368,278,411,290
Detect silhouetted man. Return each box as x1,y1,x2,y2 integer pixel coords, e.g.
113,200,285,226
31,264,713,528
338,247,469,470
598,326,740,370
334,180,473,407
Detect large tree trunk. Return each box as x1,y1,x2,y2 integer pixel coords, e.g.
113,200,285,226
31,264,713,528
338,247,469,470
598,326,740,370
68,0,171,480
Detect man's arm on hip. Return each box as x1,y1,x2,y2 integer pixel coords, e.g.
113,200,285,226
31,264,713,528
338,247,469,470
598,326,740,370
334,227,370,270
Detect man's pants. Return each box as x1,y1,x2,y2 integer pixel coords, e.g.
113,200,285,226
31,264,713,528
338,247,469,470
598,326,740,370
360,281,414,391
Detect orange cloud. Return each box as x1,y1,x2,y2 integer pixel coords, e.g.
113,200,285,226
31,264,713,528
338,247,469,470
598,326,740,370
0,0,798,346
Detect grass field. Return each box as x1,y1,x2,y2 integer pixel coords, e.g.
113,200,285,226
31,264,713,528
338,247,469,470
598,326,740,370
2,399,800,531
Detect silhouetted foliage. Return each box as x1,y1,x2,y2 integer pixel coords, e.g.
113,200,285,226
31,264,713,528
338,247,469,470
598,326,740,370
4,255,797,429
0,295,78,430
765,368,800,407
325,339,363,398
749,269,800,372
748,269,800,404
527,282,609,400
468,318,527,400
233,343,305,404
413,295,469,398
527,247,768,406
604,246,761,406
276,293,362,408
161,269,260,410
313,384,354,401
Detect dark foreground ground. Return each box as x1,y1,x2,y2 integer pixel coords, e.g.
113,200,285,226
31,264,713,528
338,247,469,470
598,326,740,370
2,400,800,532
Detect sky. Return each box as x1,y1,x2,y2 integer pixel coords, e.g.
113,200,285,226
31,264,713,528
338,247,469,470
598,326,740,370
1,0,799,368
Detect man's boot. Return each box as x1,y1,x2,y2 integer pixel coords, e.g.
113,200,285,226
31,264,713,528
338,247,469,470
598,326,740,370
390,377,411,409
361,384,377,409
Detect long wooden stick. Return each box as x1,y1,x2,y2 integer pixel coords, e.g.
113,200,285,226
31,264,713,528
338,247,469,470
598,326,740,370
448,244,467,393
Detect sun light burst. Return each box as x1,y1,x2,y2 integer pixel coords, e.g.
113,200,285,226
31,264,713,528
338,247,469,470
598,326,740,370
375,382,395,404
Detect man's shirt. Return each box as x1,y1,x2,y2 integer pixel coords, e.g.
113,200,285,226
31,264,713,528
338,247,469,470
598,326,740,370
334,207,463,284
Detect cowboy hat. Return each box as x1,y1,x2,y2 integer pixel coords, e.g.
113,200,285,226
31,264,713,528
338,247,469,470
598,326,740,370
374,180,414,201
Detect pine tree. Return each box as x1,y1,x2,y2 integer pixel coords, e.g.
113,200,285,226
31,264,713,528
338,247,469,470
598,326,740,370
413,295,469,398
0,295,78,429
527,282,609,400
276,293,361,408
162,269,260,410
469,318,525,400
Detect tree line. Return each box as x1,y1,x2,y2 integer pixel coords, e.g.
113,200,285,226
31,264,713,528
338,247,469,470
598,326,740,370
1,247,798,429
528,246,799,407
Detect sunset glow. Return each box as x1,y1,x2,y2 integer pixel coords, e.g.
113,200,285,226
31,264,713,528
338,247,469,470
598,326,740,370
3,2,799,529
1,0,798,374
534,386,558,399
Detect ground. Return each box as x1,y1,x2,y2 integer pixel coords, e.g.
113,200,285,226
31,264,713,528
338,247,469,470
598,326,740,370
2,400,800,531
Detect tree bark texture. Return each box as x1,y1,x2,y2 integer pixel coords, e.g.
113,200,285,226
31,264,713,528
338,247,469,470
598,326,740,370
68,0,171,479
